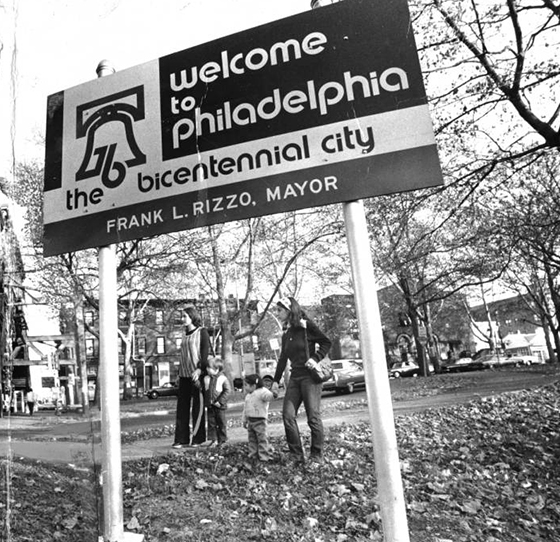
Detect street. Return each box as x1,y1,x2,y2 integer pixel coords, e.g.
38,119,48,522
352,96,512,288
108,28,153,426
4,365,556,440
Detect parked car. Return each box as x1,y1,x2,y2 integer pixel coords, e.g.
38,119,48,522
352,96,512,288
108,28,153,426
505,353,544,365
389,360,420,378
441,357,485,373
476,353,526,368
144,381,179,400
323,359,365,394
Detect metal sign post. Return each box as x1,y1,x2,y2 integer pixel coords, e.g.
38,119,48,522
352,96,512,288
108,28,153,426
97,61,143,542
99,244,123,541
343,200,410,542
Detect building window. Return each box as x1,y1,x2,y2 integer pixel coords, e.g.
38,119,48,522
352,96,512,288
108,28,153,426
175,337,182,351
173,310,184,326
85,338,95,357
85,311,94,325
156,337,166,354
137,337,146,355
155,310,164,325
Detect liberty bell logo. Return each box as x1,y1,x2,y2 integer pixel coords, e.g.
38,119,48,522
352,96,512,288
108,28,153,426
75,86,147,189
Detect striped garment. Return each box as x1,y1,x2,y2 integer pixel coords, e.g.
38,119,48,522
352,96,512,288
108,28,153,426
179,327,202,378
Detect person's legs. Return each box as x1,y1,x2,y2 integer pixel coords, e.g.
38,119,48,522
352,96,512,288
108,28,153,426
282,377,304,461
254,418,271,461
216,409,228,444
301,376,324,460
174,378,192,446
207,406,217,443
247,420,258,459
191,385,206,445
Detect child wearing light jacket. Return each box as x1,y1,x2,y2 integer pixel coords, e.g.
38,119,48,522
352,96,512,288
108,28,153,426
242,374,276,462
203,359,231,446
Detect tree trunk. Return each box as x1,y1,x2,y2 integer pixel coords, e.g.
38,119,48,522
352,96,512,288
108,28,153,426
121,323,135,400
222,329,235,382
423,305,441,374
73,293,90,416
410,312,429,376
544,263,560,362
399,274,429,376
542,317,557,364
547,320,560,365
208,226,236,381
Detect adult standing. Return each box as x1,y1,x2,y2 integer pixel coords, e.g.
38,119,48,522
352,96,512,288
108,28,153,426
26,387,36,416
271,297,332,465
173,305,210,449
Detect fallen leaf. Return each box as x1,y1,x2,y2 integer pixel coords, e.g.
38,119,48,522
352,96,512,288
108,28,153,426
264,517,278,531
126,516,141,530
304,517,319,529
156,463,169,475
62,517,77,530
460,499,482,514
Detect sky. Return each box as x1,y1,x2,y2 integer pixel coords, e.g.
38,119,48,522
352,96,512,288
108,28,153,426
0,0,310,178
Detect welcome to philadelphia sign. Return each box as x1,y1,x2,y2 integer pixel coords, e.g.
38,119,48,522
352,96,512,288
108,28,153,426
43,0,443,256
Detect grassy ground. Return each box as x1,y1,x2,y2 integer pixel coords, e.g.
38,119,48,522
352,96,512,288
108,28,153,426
2,366,559,541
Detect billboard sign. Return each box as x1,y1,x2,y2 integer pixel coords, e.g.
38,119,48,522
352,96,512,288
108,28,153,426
43,0,443,256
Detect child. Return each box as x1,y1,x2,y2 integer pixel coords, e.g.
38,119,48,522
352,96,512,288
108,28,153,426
242,374,275,462
203,359,231,446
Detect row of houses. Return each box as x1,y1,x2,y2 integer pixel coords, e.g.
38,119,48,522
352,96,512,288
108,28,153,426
3,295,268,409
2,281,547,412
0,194,34,415
323,290,547,365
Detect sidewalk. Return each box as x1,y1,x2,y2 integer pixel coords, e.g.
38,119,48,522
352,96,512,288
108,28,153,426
0,407,368,466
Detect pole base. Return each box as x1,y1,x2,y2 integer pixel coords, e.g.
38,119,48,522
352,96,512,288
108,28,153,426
98,532,144,542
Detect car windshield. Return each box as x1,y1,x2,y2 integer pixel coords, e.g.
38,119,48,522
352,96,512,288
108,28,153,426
332,360,361,371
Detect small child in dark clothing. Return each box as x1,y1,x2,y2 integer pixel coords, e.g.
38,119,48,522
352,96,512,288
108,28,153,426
242,374,275,462
203,359,231,446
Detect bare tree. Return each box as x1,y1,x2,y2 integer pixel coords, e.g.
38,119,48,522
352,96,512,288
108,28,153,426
414,0,559,175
